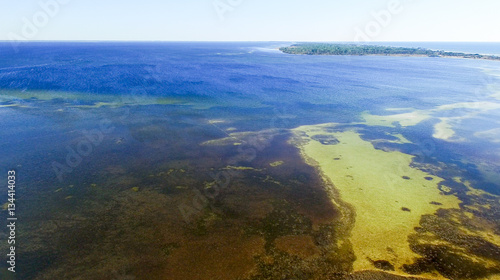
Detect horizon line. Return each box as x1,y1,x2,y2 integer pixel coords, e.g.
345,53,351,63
1,40,500,43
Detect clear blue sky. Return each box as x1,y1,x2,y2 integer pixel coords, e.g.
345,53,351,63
1,0,499,41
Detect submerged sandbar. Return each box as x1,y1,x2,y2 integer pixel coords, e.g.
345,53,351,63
293,124,461,277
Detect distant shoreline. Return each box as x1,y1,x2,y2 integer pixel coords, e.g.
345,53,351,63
280,43,500,61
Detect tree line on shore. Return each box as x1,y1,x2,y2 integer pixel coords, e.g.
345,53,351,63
279,44,500,60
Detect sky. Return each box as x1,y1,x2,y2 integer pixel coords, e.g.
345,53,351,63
1,0,499,42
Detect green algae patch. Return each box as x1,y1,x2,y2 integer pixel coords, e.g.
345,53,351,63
293,124,461,275
433,118,461,142
269,161,284,167
200,137,242,146
0,90,183,106
362,110,431,127
223,165,261,171
69,102,120,108
0,90,101,101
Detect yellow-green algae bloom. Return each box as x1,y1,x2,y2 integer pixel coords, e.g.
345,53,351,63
293,124,461,276
269,161,284,167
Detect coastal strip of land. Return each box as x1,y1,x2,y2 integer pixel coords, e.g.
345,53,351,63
280,43,500,61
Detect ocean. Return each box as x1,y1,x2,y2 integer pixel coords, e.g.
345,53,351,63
0,42,499,279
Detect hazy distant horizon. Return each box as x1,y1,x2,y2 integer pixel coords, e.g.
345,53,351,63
2,0,499,42
3,41,499,56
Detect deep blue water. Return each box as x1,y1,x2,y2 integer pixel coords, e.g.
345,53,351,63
0,42,498,108
1,42,500,183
